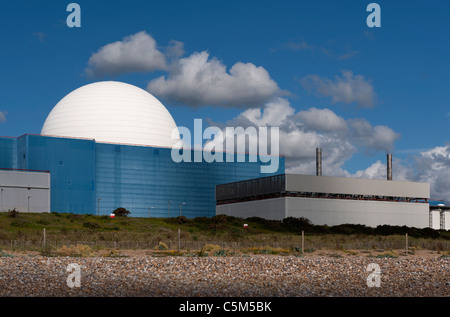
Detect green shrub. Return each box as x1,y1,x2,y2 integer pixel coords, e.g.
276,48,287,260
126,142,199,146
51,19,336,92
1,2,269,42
376,250,398,258
113,207,131,217
55,244,94,257
156,242,168,250
7,208,19,218
0,250,14,257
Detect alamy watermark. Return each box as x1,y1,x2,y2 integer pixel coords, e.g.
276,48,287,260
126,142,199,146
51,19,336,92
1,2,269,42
170,119,280,174
66,3,81,28
66,263,81,288
366,263,381,287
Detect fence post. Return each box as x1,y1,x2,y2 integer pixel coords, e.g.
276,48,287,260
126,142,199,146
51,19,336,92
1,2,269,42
302,231,304,254
43,228,46,251
178,228,181,253
405,233,408,255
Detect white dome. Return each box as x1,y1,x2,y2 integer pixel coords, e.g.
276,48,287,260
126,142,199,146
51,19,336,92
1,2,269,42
41,81,180,148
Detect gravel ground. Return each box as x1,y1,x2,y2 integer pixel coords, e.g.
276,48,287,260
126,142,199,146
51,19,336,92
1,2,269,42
0,251,448,297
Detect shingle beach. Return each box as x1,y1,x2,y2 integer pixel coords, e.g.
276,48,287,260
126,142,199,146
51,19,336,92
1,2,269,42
0,251,448,297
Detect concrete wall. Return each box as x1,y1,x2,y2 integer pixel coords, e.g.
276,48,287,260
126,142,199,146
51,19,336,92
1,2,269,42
285,197,429,228
0,169,50,213
217,197,431,228
217,198,286,220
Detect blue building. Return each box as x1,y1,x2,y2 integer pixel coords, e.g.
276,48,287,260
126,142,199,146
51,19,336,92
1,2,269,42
0,81,284,218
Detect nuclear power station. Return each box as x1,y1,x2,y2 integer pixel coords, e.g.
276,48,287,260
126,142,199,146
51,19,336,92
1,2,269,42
0,81,447,229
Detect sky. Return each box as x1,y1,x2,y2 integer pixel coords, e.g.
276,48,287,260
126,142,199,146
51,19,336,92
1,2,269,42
0,0,449,202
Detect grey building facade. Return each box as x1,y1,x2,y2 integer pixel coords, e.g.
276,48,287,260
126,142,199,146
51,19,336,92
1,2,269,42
216,174,434,229
0,169,51,213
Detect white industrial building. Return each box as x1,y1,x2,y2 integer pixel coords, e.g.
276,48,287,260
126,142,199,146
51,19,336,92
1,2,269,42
0,169,50,213
216,150,449,230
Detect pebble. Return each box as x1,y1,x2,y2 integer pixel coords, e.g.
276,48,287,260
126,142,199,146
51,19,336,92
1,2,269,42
0,254,448,297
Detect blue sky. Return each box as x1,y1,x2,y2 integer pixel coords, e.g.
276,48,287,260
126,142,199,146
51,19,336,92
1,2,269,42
1,0,450,201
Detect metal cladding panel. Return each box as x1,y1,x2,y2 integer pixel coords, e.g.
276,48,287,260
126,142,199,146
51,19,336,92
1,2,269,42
0,169,49,188
285,174,430,199
1,134,284,217
216,174,285,202
285,197,429,228
0,169,50,213
95,143,285,218
216,196,430,228
0,137,17,169
24,135,96,214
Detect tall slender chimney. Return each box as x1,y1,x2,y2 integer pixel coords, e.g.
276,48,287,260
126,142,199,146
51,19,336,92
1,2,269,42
316,148,322,176
387,153,392,181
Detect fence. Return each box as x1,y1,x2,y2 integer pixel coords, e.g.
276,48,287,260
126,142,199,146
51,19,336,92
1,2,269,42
1,237,449,252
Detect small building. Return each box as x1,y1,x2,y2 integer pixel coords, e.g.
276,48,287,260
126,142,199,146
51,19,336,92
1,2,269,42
0,169,50,213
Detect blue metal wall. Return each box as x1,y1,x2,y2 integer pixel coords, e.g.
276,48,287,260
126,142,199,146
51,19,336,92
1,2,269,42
22,135,96,214
0,137,17,169
95,143,284,218
0,135,284,218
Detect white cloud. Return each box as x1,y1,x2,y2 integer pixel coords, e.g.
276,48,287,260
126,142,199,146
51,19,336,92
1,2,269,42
296,107,348,133
414,144,450,202
164,40,185,59
206,98,398,177
348,118,400,154
0,111,6,123
351,144,450,203
301,70,377,108
85,31,167,77
352,159,412,181
147,51,282,108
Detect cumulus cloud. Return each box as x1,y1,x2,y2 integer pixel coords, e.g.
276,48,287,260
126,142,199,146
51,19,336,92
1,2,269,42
85,31,167,77
301,70,377,108
205,97,398,176
414,144,450,202
352,159,412,181
147,51,282,108
296,108,348,133
350,144,450,202
164,40,185,59
348,118,400,154
85,32,282,108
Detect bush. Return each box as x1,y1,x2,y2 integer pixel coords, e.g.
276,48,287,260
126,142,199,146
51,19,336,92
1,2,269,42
7,208,19,218
55,244,94,257
199,244,233,257
376,250,398,258
0,250,14,257
156,242,168,250
113,207,131,217
282,217,313,232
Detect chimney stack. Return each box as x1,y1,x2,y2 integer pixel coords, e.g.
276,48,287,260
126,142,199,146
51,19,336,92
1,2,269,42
316,148,322,176
387,153,392,181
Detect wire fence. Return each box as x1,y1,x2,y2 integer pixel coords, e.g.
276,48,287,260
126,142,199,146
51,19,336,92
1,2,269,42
1,238,449,252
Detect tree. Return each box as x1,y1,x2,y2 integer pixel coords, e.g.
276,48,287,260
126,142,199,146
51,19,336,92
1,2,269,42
113,207,130,217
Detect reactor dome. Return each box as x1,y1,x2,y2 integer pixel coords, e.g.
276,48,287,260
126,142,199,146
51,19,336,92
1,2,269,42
41,81,180,148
